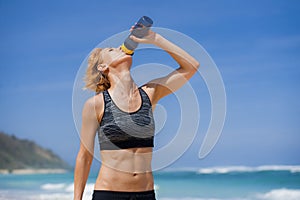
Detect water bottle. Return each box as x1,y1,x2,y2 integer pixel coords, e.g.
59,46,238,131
121,16,153,55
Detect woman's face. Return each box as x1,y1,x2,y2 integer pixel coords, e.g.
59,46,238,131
101,47,132,67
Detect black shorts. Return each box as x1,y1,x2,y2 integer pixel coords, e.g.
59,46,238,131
92,190,156,200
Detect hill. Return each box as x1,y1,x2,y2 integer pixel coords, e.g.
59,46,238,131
0,132,71,171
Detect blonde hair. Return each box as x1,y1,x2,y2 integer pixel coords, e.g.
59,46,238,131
84,48,111,93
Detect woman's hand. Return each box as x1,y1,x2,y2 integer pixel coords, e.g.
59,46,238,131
129,25,160,45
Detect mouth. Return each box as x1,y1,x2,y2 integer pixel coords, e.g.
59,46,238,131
120,44,135,55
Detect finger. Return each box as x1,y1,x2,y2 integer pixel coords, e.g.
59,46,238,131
148,29,154,34
130,22,139,31
130,25,134,32
129,35,144,43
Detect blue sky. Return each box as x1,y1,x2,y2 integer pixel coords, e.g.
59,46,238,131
0,0,299,170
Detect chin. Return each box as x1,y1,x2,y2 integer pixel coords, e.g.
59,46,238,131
121,54,132,62
111,55,132,67
124,54,133,58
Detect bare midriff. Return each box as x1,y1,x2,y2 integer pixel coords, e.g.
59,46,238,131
94,147,154,192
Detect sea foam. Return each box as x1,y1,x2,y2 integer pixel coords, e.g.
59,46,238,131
197,165,300,174
40,183,94,200
41,183,67,190
256,188,300,200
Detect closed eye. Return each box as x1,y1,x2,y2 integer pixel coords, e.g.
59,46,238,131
108,48,113,52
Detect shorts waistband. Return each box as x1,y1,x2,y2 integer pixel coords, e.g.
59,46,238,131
92,189,155,198
93,189,155,195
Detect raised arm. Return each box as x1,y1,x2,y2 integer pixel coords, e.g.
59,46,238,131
74,96,100,200
130,30,200,104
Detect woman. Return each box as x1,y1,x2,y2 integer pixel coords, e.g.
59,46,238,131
74,27,200,200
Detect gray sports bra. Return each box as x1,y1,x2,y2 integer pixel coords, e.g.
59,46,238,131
97,87,155,150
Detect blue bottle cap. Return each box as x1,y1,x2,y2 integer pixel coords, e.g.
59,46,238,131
137,16,153,28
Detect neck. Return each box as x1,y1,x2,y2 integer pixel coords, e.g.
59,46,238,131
108,70,138,96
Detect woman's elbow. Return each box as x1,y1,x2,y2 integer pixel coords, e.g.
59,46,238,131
189,61,200,74
76,148,93,164
194,61,200,70
188,60,200,72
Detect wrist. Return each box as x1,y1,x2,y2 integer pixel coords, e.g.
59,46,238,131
153,33,164,46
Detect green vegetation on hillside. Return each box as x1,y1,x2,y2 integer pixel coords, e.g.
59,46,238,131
0,132,71,170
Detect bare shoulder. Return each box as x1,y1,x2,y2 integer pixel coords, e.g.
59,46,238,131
83,92,104,122
84,93,103,109
141,84,157,105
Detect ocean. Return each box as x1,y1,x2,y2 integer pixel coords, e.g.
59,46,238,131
0,165,299,200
